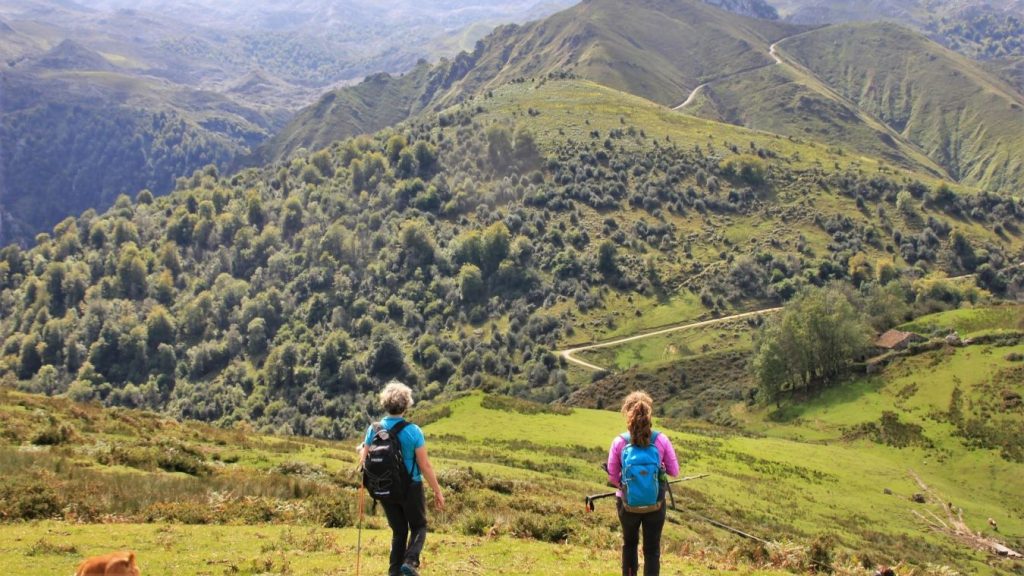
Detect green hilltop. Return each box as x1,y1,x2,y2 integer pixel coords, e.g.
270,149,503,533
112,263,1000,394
267,0,1024,194
261,0,802,159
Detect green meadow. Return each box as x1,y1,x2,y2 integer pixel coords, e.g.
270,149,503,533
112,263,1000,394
2,306,1023,574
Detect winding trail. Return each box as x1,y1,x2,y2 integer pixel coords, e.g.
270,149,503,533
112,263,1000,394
673,37,790,111
559,307,783,372
768,40,784,65
673,82,709,110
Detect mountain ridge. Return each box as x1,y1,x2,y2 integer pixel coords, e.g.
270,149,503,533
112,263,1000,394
261,0,803,159
265,0,1022,193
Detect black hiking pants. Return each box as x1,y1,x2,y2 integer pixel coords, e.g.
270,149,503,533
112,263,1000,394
617,497,667,576
381,482,427,576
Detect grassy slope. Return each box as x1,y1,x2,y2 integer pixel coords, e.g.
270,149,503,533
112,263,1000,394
438,0,800,108
265,0,803,160
686,58,948,177
1,523,770,576
429,389,1023,575
0,388,795,576
2,315,1023,575
900,305,1024,337
779,22,1024,193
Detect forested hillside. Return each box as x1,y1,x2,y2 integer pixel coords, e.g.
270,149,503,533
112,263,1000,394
2,79,1022,438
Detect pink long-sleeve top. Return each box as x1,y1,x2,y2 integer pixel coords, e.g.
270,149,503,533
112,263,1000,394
607,432,680,495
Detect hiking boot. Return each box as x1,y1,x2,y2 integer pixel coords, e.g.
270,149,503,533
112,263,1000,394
400,564,420,576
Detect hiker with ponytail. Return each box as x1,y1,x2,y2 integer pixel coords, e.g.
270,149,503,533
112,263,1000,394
607,391,679,576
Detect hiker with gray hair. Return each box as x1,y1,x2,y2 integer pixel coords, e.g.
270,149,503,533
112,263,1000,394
360,381,445,576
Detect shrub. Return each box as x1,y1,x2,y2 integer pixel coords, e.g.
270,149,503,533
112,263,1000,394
307,492,354,528
460,511,495,536
511,512,573,542
0,479,64,520
808,534,835,573
480,395,572,415
407,405,452,427
32,423,76,446
437,467,484,493
156,447,211,476
142,501,215,524
275,461,329,481
484,478,516,495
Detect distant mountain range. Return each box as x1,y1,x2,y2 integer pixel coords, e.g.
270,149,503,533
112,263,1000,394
269,0,1023,193
770,0,1024,91
2,0,1024,245
0,0,576,244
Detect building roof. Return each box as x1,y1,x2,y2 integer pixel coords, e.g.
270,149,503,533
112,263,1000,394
875,329,920,349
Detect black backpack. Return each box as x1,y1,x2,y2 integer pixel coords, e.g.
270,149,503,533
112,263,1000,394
362,421,414,502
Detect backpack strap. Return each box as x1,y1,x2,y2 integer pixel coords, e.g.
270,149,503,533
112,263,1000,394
389,420,411,437
387,420,418,480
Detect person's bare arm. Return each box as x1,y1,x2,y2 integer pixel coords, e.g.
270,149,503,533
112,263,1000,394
414,445,445,510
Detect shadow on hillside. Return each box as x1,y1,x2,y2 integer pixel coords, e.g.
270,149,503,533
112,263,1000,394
767,376,886,423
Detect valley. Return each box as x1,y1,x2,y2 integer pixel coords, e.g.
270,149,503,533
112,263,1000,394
0,0,576,245
1,0,1023,573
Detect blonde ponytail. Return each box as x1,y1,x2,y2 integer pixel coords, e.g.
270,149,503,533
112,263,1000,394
622,391,654,447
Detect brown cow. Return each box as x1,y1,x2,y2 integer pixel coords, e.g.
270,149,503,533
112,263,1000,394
874,566,896,576
74,551,140,576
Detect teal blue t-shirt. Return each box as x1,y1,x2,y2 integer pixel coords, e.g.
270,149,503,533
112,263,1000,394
364,416,425,483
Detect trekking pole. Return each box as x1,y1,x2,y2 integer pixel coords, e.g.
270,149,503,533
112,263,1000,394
356,485,365,576
585,474,709,511
682,509,772,545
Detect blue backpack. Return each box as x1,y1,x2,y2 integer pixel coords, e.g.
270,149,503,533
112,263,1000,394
620,431,663,513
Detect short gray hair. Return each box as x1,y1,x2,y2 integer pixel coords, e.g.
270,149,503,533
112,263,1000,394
380,380,414,415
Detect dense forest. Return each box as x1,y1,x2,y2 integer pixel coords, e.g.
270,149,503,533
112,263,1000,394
1,101,1022,438
927,7,1024,59
1,102,251,243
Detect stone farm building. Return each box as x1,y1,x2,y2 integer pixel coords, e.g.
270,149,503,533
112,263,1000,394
875,329,925,351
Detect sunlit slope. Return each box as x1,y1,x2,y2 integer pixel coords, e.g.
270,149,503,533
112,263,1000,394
780,22,1024,193
436,0,800,108
477,78,944,178
689,21,1024,193
685,59,949,177
0,389,784,575
427,390,1023,575
1,340,1021,574
264,0,802,159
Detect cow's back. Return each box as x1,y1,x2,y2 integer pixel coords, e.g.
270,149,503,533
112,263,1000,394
75,551,139,576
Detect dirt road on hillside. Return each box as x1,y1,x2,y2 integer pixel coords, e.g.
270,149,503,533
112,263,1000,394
559,307,782,372
673,36,791,111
